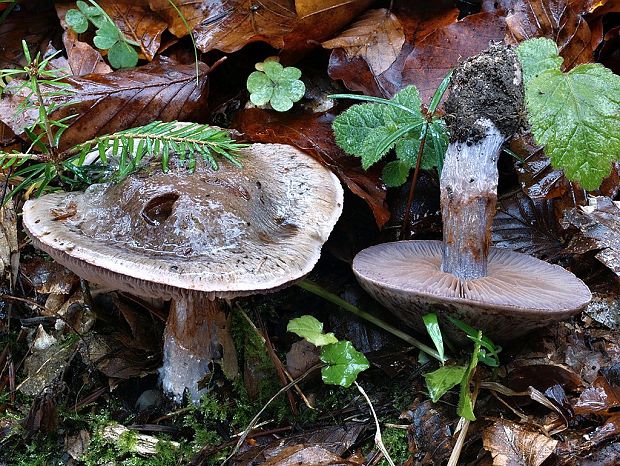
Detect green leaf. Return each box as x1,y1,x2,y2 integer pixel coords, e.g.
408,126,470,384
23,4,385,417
422,313,445,363
108,41,138,69
382,160,410,187
445,316,500,366
516,37,563,83
458,383,476,421
287,315,338,347
66,9,89,34
524,63,620,190
424,365,466,402
320,341,370,387
93,32,119,50
247,61,305,112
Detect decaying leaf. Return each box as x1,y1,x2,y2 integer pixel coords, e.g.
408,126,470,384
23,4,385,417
574,374,620,415
0,57,208,150
322,9,405,76
492,191,564,259
234,107,389,227
18,338,77,396
565,197,620,276
505,0,593,69
261,445,357,466
483,419,557,466
147,0,211,38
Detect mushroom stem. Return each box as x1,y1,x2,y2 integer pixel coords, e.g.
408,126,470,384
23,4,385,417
440,120,504,280
161,296,238,402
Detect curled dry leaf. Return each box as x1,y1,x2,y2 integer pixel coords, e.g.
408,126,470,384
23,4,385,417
0,57,208,150
322,8,405,76
234,107,389,227
505,0,593,69
574,374,620,415
55,3,112,76
193,0,372,54
483,419,557,466
565,197,620,277
261,445,358,466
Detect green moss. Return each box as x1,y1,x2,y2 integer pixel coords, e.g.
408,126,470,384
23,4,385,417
378,427,410,466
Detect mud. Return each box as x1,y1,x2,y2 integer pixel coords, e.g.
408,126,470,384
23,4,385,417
444,42,524,143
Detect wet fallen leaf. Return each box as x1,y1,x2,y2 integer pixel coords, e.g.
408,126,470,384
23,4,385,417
505,0,593,69
147,0,211,38
18,338,77,396
193,0,371,54
286,339,320,379
0,57,208,150
589,413,620,445
20,260,79,295
565,197,620,277
261,445,358,466
21,390,58,433
504,363,583,394
493,191,564,259
574,374,620,415
322,9,405,76
483,418,557,466
234,107,389,227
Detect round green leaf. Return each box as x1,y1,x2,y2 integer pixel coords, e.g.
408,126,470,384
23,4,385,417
65,9,89,34
108,42,138,69
249,83,274,107
246,71,272,93
262,61,284,80
269,92,293,112
278,66,302,81
320,341,370,388
93,33,119,50
278,79,305,102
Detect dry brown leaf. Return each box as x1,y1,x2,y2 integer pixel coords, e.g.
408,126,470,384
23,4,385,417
99,0,168,60
483,419,558,466
505,0,593,69
0,57,208,150
323,9,405,76
148,0,213,38
262,445,358,466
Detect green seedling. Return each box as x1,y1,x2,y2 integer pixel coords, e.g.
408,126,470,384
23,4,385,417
330,72,451,187
287,315,369,388
66,0,139,69
246,60,306,112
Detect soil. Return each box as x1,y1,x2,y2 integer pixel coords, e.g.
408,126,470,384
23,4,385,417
444,43,525,143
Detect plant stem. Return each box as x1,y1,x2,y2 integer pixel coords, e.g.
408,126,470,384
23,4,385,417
30,72,56,160
297,279,444,362
399,124,427,240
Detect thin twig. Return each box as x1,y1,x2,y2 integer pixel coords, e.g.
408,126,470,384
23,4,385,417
355,381,395,466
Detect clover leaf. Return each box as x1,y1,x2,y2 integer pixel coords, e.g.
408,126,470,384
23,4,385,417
247,61,305,112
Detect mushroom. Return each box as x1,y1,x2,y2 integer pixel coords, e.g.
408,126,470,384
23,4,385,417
352,44,591,342
23,142,343,401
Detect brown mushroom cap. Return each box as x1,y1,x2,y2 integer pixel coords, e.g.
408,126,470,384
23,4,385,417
353,240,591,340
23,143,343,299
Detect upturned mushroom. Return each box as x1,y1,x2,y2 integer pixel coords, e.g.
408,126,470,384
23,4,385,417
352,44,591,342
23,142,343,401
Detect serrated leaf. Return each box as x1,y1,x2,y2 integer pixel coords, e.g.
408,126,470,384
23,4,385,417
424,365,466,402
422,313,445,363
525,63,620,190
516,38,563,83
320,341,370,387
66,9,89,34
108,42,138,69
287,315,338,347
382,160,410,187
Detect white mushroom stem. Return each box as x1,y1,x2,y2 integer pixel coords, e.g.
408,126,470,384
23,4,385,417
161,296,238,403
440,119,505,280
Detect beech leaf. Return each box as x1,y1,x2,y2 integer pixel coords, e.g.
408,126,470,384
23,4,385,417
483,419,557,466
